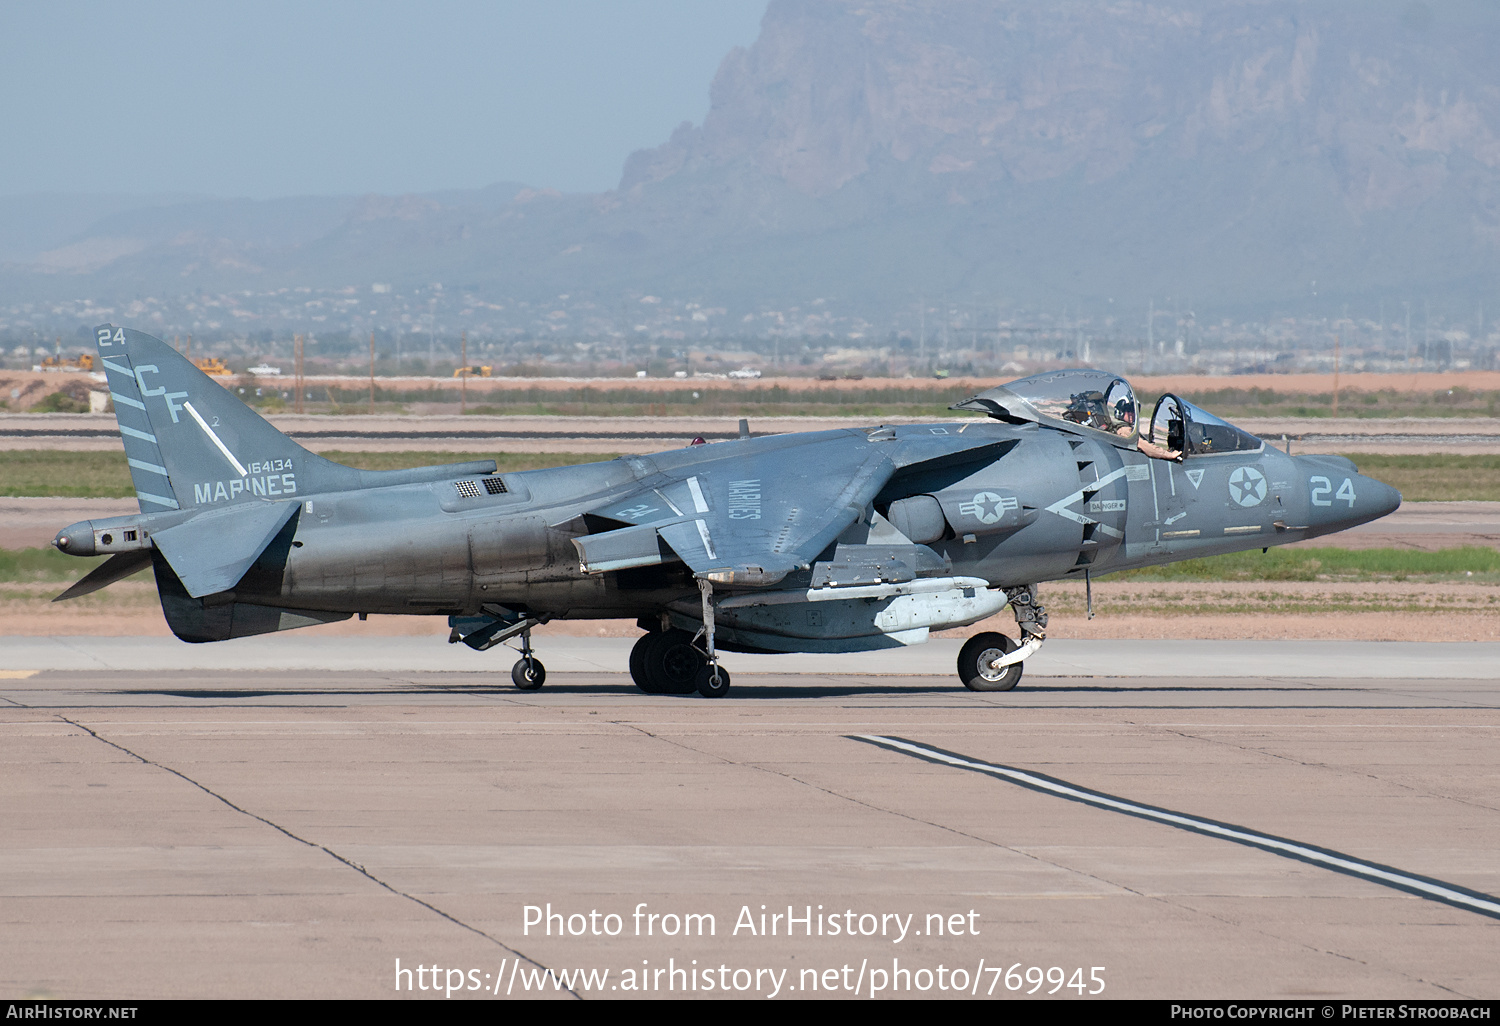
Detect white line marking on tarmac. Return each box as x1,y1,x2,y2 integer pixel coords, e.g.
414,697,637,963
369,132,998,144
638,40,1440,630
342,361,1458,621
853,734,1500,921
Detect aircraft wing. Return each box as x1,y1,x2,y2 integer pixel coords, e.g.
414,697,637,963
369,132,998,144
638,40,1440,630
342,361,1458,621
575,429,1012,587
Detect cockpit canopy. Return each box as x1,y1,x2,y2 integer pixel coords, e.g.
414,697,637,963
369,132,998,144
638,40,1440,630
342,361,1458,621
1149,394,1263,455
951,370,1141,442
952,370,1266,456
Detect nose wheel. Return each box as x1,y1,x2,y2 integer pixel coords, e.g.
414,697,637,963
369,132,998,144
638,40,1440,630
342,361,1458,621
957,632,1023,692
957,585,1047,692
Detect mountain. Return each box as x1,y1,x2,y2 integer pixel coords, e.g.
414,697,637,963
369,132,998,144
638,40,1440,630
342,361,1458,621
5,0,1500,325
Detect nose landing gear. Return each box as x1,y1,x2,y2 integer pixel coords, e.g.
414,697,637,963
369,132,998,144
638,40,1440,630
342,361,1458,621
958,584,1047,692
958,632,1023,691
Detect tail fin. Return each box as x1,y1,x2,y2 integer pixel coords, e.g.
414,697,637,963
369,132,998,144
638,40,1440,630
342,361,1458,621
70,324,500,610
94,324,366,511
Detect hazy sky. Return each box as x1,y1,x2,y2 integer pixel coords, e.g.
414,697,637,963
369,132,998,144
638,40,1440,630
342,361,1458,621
1,1,767,199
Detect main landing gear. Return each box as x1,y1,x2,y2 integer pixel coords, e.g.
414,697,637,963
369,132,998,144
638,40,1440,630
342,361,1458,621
631,580,732,698
957,584,1047,692
629,629,704,694
629,628,734,698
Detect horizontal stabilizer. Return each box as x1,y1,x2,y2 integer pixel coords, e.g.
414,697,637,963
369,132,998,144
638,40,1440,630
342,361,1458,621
52,549,154,602
151,501,299,599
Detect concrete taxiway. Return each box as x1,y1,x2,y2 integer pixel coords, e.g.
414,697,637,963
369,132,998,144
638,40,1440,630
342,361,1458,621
2,639,1498,1000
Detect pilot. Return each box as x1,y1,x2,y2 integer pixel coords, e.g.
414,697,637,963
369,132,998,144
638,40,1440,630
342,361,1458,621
1064,390,1112,431
1113,398,1182,462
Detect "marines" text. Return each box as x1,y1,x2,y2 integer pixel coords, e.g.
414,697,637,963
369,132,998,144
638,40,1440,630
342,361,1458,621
195,473,296,504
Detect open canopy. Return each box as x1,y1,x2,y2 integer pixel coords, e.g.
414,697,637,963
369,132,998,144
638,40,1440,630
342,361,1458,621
1149,394,1263,455
951,370,1141,442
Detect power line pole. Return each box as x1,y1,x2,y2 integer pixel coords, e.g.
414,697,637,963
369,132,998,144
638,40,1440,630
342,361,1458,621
460,330,468,415
918,295,926,367
294,334,304,415
368,330,375,414
995,305,1002,366
1332,333,1340,418
1404,301,1412,363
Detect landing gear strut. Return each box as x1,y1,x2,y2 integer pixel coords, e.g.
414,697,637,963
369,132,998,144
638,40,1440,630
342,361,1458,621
693,578,730,698
957,584,1047,692
446,610,547,691
629,582,732,697
511,627,545,690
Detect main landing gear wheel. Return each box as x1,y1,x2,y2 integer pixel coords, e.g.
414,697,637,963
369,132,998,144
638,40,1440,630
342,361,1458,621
629,633,657,692
633,629,703,695
958,632,1023,692
695,664,731,698
512,658,546,690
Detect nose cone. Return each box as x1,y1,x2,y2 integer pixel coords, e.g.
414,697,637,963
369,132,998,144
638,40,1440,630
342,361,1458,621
1296,457,1402,538
1359,475,1403,524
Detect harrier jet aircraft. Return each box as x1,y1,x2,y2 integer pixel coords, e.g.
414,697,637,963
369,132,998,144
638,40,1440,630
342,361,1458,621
54,325,1400,697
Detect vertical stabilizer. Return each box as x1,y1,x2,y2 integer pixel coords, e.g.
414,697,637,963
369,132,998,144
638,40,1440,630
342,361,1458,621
94,325,181,512
93,324,364,511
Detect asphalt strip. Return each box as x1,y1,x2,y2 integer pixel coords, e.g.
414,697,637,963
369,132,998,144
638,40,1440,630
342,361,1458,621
852,734,1500,922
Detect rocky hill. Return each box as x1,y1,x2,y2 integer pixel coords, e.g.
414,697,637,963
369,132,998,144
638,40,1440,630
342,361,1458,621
5,0,1500,324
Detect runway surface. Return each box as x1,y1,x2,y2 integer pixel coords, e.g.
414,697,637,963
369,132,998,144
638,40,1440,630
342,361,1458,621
3,640,1498,1000
6,636,1500,680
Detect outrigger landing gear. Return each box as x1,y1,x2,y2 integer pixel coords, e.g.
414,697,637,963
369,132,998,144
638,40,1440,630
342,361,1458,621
511,626,545,690
693,578,730,698
957,585,1047,692
447,610,547,691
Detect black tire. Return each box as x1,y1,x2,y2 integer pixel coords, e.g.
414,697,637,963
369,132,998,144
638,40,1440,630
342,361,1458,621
957,632,1022,692
629,633,660,693
512,658,546,690
695,664,731,698
641,629,703,695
